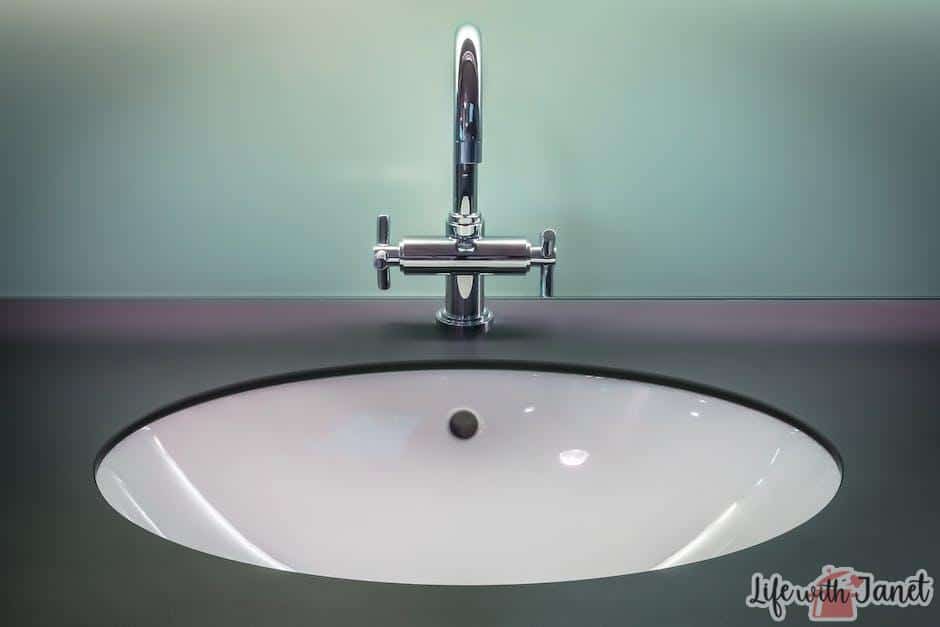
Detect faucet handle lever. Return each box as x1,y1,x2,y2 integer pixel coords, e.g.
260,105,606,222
377,214,390,245
539,265,554,298
540,228,556,257
538,229,556,298
375,215,391,290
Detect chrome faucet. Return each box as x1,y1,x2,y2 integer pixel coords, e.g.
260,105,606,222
371,24,557,333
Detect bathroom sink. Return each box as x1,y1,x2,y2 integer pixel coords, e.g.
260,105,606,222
95,365,841,585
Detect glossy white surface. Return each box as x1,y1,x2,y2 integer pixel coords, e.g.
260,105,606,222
96,369,841,585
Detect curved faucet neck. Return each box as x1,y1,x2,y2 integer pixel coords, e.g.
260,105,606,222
451,25,483,238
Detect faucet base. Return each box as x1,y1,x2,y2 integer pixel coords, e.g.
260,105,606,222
435,307,493,333
436,273,492,333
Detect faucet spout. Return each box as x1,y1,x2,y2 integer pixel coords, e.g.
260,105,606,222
453,25,483,223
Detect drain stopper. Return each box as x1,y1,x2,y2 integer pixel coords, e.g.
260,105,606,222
448,409,479,440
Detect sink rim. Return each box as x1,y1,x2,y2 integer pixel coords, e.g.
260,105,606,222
94,358,844,483
92,359,845,583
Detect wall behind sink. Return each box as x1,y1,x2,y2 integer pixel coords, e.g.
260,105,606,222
3,1,938,298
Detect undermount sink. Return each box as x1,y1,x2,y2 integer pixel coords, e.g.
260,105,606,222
95,365,841,585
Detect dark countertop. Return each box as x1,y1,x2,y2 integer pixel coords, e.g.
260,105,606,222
3,299,939,626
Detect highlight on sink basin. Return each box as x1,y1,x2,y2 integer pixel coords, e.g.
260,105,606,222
95,366,842,585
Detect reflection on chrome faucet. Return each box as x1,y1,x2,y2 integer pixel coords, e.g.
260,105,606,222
371,25,557,333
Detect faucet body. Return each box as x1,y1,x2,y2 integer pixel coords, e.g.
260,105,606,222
372,25,556,332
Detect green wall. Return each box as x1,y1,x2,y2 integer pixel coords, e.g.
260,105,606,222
3,1,938,297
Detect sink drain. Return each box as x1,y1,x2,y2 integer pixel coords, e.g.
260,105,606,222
448,409,479,440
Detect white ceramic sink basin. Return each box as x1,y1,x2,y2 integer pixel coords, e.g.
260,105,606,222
96,366,841,585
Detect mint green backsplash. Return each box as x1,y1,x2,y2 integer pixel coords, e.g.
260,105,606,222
3,1,938,297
